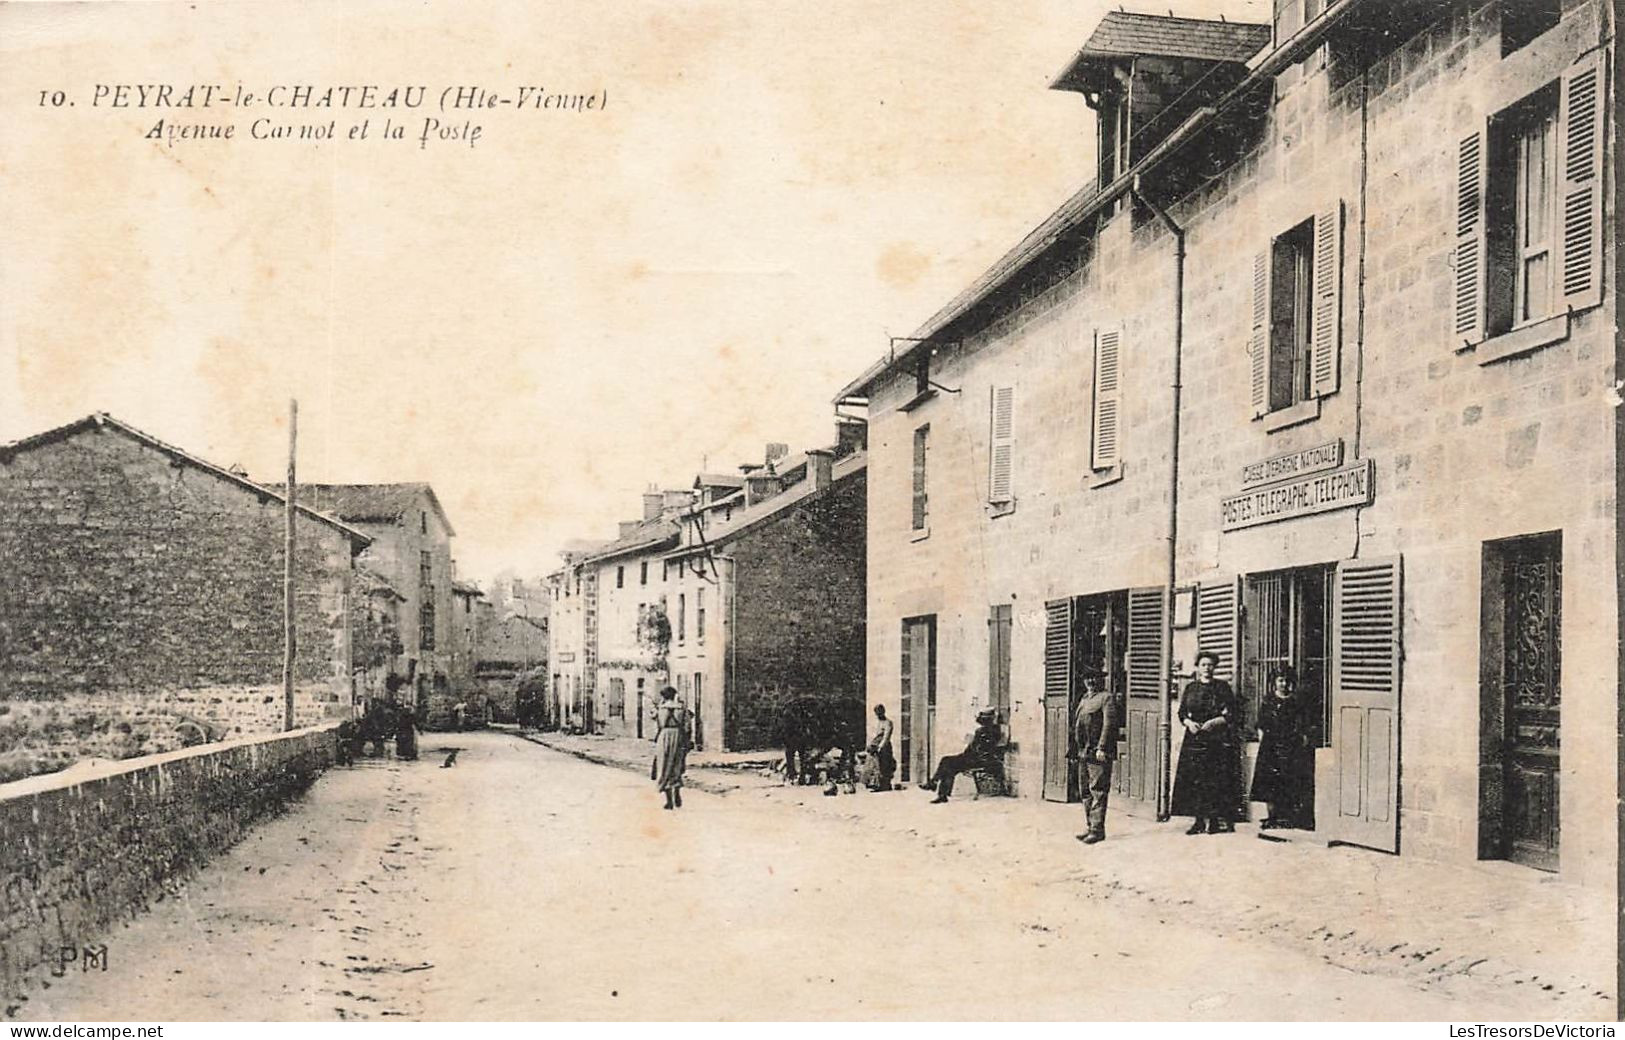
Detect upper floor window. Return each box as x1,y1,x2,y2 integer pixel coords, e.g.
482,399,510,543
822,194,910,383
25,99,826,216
419,598,436,651
616,565,624,589
419,550,432,588
1091,330,1122,470
640,561,649,585
911,425,930,533
420,511,427,535
678,593,687,642
696,589,706,642
1250,203,1342,423
1455,57,1603,350
988,386,1014,507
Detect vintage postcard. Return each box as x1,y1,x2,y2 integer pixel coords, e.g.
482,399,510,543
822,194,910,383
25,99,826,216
0,0,1620,1024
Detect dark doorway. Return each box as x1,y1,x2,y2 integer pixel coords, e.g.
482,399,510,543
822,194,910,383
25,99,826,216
1481,532,1562,871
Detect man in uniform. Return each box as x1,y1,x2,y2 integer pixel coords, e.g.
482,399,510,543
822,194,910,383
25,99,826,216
1072,673,1119,844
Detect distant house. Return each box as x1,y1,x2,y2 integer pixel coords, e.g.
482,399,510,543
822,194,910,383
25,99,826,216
292,483,460,729
352,564,406,704
0,413,369,781
473,612,549,724
667,440,867,751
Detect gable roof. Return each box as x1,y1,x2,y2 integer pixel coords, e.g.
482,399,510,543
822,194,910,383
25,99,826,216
668,452,866,559
1063,10,1271,68
291,483,456,537
0,413,371,548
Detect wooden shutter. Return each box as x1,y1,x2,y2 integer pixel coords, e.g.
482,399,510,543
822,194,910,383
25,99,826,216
1454,128,1488,344
1043,599,1072,704
1091,329,1121,469
1122,586,1166,805
1325,555,1403,853
1248,251,1270,417
1043,598,1074,802
988,386,1014,504
1196,578,1241,683
910,425,928,529
988,605,1013,722
1558,52,1605,313
1309,202,1343,397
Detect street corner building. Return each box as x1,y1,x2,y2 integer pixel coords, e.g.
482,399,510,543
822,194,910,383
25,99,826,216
291,481,463,729
548,428,868,752
0,413,368,781
837,0,1619,886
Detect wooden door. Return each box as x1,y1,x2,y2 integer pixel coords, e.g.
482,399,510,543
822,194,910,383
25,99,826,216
901,617,936,784
693,672,704,751
1321,557,1402,852
1120,586,1166,806
989,605,1013,792
1502,536,1561,870
1042,599,1075,802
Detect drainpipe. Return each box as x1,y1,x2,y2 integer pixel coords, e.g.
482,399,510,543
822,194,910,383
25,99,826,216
1130,178,1185,823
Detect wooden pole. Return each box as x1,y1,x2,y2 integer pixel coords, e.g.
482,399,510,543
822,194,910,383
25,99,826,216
283,399,298,732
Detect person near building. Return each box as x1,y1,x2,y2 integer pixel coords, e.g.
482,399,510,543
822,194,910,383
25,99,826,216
1071,673,1119,844
920,708,1004,804
868,704,897,791
1170,650,1242,835
1250,666,1316,830
652,686,691,810
395,705,419,762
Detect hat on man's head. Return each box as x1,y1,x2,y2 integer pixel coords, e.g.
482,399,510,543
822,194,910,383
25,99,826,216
976,708,997,723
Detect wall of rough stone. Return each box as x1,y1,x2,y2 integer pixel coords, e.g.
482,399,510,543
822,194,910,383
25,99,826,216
728,470,867,751
0,428,356,779
0,724,338,1005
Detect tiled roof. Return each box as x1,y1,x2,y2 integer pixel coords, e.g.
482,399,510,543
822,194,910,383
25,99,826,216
294,483,455,536
582,516,680,565
693,472,746,489
0,413,371,547
1077,11,1271,63
451,580,484,597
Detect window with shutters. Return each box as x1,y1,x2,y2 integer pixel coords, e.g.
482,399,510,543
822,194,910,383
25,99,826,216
1090,329,1122,472
1456,58,1604,360
1251,204,1341,427
911,425,930,535
988,386,1015,512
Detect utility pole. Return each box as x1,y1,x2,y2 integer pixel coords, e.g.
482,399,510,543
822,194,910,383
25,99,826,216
283,399,298,732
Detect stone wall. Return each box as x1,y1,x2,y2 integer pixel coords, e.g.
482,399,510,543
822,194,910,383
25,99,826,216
0,427,356,780
728,470,867,751
0,724,338,1004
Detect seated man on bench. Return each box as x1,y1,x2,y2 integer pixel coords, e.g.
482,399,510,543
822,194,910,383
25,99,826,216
920,709,1006,803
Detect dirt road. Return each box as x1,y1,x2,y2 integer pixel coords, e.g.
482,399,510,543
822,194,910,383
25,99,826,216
19,731,1557,1020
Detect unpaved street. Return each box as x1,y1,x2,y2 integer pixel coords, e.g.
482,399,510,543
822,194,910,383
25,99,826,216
21,732,1553,1020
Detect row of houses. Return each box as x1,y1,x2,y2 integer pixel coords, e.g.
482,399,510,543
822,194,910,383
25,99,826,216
547,424,867,751
819,0,1619,888
0,412,541,781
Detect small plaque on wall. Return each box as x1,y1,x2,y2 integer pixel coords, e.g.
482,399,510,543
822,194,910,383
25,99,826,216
1171,585,1198,629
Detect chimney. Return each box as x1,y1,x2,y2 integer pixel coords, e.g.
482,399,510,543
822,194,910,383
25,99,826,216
738,462,763,477
745,472,782,507
807,449,835,491
618,520,641,539
835,419,867,458
662,489,693,516
642,492,663,521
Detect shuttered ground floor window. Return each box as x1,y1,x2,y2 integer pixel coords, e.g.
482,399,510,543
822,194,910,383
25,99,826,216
1242,564,1332,743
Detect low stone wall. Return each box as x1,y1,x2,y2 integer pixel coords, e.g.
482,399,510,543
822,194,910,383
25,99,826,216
0,723,339,1003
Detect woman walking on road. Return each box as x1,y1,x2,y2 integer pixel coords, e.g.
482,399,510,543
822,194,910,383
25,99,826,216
652,686,691,810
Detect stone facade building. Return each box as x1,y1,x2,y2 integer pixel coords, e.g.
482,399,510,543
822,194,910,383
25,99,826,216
294,483,459,728
666,444,868,752
0,414,368,780
838,0,1617,887
473,611,548,724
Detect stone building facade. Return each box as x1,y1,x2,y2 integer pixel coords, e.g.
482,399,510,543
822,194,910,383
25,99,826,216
295,483,459,728
666,446,868,752
0,414,367,781
839,0,1617,887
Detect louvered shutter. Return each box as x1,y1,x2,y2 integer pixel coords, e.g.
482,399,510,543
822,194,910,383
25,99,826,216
1326,555,1403,853
988,385,1014,504
1248,251,1270,417
1122,586,1167,806
1454,128,1488,344
1091,329,1121,469
1558,52,1605,313
1126,587,1166,701
911,426,928,530
1043,598,1074,802
1196,578,1241,683
1044,599,1072,702
1310,202,1343,397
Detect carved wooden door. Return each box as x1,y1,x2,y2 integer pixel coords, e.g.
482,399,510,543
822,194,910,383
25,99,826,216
1503,537,1561,871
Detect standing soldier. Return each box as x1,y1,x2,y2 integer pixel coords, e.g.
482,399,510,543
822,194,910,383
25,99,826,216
1072,674,1118,844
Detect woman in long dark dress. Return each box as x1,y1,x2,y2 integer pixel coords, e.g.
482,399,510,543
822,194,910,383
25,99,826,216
652,686,691,810
1170,650,1242,835
1250,666,1315,830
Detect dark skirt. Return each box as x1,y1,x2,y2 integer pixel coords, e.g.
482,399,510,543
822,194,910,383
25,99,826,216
1251,735,1315,823
1170,737,1242,820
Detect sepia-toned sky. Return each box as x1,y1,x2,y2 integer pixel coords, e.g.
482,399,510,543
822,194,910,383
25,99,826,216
0,0,1266,584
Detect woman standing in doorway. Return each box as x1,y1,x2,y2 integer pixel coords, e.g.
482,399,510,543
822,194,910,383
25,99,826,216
1251,666,1316,830
1170,650,1242,834
652,686,691,810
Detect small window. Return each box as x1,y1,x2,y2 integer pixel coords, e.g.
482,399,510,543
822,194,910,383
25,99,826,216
419,598,436,651
1501,0,1560,57
1090,330,1122,470
911,425,930,532
640,561,648,585
914,352,931,397
616,565,624,589
1487,85,1560,333
678,593,687,642
420,511,427,535
419,550,432,588
1250,204,1342,419
697,589,706,642
988,386,1015,504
